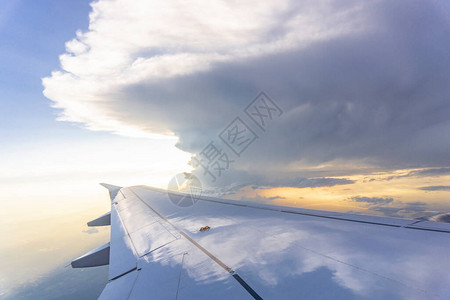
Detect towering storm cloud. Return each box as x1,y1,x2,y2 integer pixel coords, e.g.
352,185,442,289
42,0,450,184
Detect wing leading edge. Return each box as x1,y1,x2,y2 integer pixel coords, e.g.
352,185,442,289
75,184,450,300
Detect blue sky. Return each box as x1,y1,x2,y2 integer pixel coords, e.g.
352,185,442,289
0,1,105,297
0,0,91,141
0,0,189,188
0,1,190,297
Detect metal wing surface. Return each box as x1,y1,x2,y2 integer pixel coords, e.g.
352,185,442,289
74,185,450,300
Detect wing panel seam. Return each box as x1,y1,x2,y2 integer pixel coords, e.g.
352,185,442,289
128,187,264,300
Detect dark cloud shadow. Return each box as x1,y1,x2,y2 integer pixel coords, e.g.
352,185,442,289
419,185,450,191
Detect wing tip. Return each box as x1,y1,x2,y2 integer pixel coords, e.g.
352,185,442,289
99,183,122,189
99,183,123,201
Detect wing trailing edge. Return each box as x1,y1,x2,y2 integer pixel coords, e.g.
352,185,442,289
70,186,114,271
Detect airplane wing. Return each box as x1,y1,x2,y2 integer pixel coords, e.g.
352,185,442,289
72,184,450,300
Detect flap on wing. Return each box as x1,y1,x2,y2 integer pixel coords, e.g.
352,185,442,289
87,211,111,227
98,269,139,300
100,183,122,201
406,220,450,233
71,242,110,268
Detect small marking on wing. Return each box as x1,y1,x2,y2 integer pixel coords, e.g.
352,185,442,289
199,226,211,232
129,188,264,300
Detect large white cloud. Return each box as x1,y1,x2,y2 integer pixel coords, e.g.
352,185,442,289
43,0,450,184
42,0,368,134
